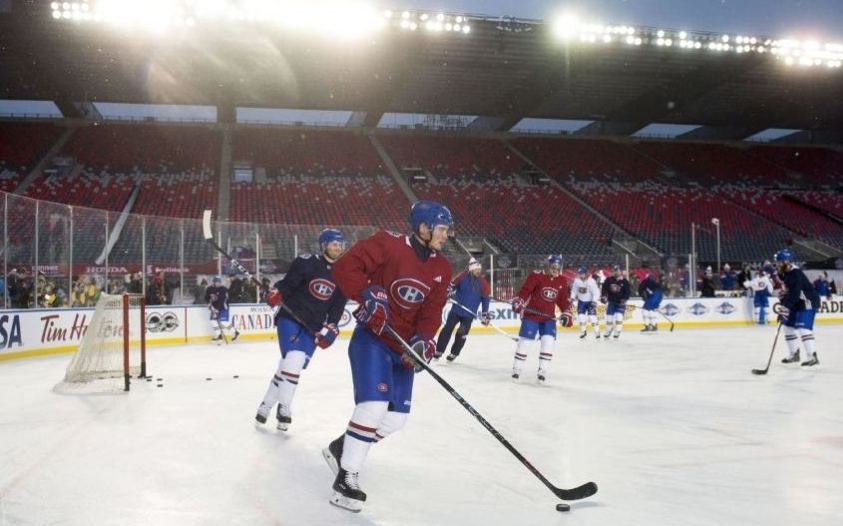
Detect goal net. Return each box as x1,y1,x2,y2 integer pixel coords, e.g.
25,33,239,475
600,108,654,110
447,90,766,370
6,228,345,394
55,293,146,393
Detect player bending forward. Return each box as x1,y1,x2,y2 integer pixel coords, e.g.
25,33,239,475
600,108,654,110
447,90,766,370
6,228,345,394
744,269,773,325
435,257,491,362
321,201,453,512
775,249,820,367
601,265,631,339
205,277,240,343
254,228,348,431
570,266,602,340
638,273,663,333
511,255,572,382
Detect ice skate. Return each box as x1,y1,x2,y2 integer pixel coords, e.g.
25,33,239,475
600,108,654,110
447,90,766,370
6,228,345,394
801,353,819,367
322,435,344,475
329,469,366,512
276,404,292,431
446,353,457,362
255,402,271,425
781,350,800,364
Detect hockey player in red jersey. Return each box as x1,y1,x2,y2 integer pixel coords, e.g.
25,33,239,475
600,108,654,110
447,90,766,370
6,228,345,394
511,254,573,383
321,201,453,512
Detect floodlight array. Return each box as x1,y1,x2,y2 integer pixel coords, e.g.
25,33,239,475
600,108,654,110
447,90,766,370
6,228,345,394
553,15,843,69
49,1,471,37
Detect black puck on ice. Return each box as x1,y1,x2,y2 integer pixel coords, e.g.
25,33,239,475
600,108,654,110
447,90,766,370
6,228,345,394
233,375,239,379
157,384,163,388
556,503,571,512
206,377,212,381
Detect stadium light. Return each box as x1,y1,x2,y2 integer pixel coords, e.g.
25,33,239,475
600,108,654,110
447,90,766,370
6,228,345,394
553,13,581,40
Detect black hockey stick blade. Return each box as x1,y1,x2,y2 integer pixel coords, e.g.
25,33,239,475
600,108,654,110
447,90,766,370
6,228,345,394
750,368,768,375
385,326,598,502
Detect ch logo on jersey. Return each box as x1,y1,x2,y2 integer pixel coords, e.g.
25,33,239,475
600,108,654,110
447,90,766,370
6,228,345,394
390,278,430,310
309,278,335,300
578,286,587,295
540,287,558,301
609,284,621,293
716,302,736,315
661,304,680,317
688,303,709,316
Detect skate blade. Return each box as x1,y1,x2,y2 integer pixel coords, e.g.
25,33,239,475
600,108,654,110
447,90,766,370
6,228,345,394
276,422,290,431
322,448,339,476
329,493,363,513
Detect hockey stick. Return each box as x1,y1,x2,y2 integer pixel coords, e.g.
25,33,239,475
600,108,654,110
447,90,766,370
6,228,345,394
450,299,519,342
201,210,316,338
751,323,783,375
385,325,598,503
625,304,675,332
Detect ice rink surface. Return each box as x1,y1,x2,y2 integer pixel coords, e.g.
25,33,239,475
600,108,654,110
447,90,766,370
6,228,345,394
2,324,842,526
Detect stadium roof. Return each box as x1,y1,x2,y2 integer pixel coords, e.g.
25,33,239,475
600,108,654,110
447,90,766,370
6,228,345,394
1,1,842,143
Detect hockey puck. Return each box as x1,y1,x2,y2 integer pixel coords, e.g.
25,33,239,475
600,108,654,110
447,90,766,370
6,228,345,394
556,503,571,512
157,384,163,388
233,375,239,379
206,378,212,381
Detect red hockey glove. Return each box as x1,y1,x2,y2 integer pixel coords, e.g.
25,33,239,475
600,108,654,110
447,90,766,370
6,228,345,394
511,298,526,315
266,288,282,307
558,312,574,328
403,335,436,371
353,285,389,335
315,322,339,349
480,312,491,326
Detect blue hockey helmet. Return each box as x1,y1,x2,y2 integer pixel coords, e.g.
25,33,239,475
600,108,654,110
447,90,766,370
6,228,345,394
409,201,454,232
774,248,796,263
547,254,563,267
613,264,624,273
318,228,344,247
577,266,588,275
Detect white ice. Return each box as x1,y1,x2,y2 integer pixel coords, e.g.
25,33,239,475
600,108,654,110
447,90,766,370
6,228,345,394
2,324,843,526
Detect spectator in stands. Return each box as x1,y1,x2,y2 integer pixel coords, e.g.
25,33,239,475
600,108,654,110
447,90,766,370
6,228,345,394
193,278,208,305
829,274,838,297
0,273,5,308
55,284,69,307
258,277,271,302
814,272,833,301
700,267,717,298
9,269,30,309
628,271,641,298
71,277,87,307
228,274,244,304
720,264,736,291
146,271,168,306
130,273,143,294
737,263,752,296
84,277,100,307
40,283,57,308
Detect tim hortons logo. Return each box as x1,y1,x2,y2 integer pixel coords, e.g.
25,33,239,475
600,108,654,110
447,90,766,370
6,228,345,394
540,287,558,301
390,278,429,310
309,278,335,300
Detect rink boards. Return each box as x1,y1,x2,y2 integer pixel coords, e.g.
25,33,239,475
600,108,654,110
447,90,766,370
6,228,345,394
1,296,842,361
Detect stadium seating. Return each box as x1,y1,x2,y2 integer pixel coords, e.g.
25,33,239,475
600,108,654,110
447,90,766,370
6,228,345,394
380,135,524,177
570,182,794,261
232,129,384,177
750,146,843,186
413,174,617,258
511,137,662,183
0,122,64,192
633,141,792,187
25,172,136,212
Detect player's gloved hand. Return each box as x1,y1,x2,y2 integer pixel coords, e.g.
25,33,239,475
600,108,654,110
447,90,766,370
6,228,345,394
315,322,339,349
558,312,574,328
600,296,608,304
354,285,390,335
404,335,436,371
266,288,282,307
776,305,790,323
511,298,525,315
480,312,491,326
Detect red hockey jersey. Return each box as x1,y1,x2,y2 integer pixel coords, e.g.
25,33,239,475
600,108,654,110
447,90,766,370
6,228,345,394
333,231,452,353
516,270,571,322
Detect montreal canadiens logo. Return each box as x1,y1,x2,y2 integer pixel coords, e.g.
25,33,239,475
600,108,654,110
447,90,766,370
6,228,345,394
377,383,389,392
661,304,680,317
309,278,335,300
716,302,736,315
688,303,709,316
390,278,429,310
540,287,558,301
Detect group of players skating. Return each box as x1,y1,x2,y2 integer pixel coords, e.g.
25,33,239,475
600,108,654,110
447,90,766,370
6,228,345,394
201,200,822,513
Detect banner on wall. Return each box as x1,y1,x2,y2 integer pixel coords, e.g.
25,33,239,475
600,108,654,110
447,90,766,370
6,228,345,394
1,297,841,360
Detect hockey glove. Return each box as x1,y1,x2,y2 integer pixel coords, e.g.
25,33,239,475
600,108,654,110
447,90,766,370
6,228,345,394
315,322,339,349
511,298,526,315
404,335,436,371
266,288,282,307
558,312,574,328
776,305,790,323
480,312,491,326
354,285,390,335
600,296,608,304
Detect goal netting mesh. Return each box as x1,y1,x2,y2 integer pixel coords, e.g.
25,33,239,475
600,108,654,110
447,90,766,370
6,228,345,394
55,293,146,393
